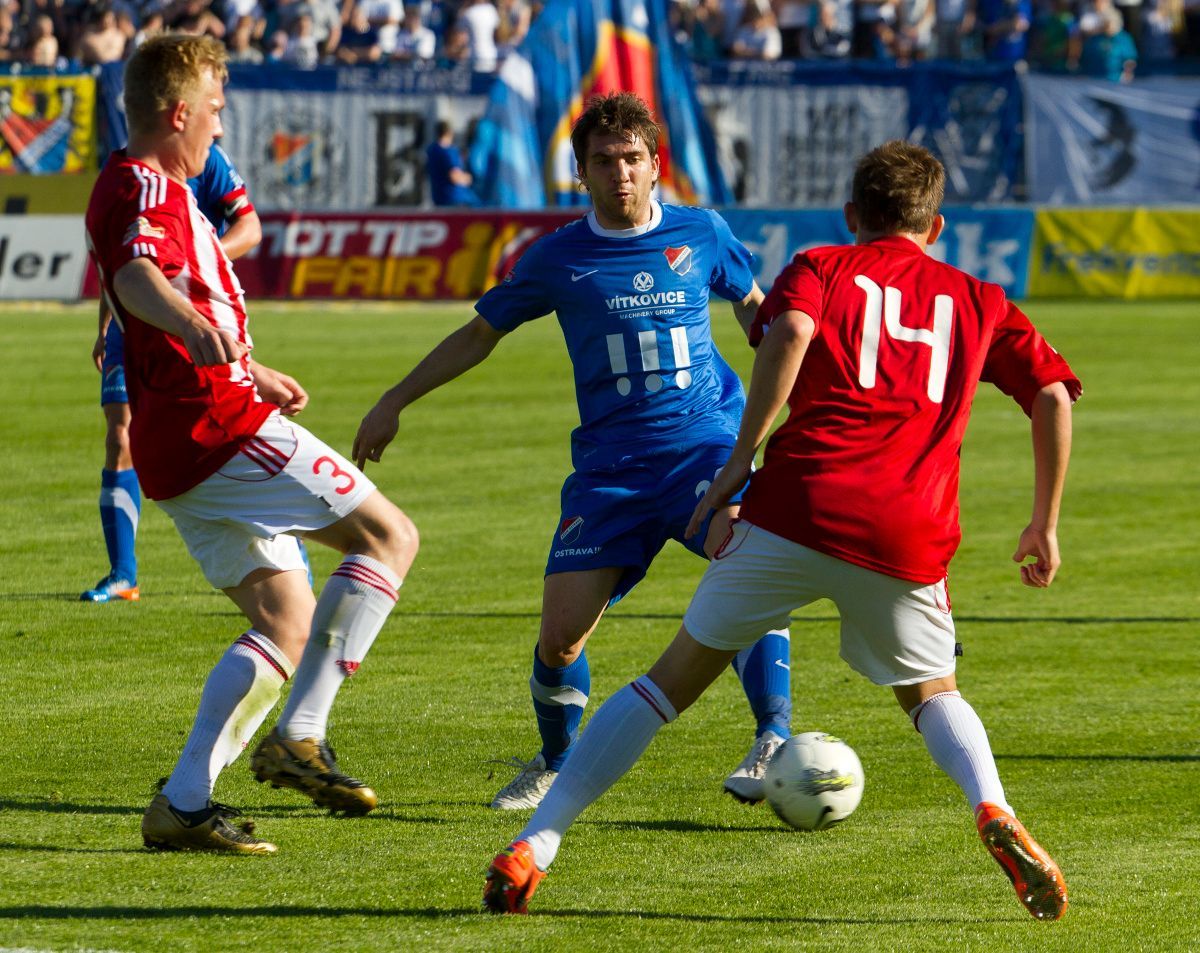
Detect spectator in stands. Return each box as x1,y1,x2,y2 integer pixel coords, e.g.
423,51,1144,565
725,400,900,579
1113,0,1143,45
1077,0,1114,40
458,0,500,70
1184,0,1200,56
0,7,15,61
1081,4,1137,77
283,9,320,65
223,0,266,37
1140,0,1180,61
773,0,811,58
363,0,403,56
896,0,934,60
264,27,289,61
337,2,382,61
730,0,783,57
77,5,127,64
977,0,1031,60
1029,0,1078,71
131,9,165,50
393,4,437,60
439,21,472,64
279,0,341,58
852,0,898,59
804,0,854,54
26,14,59,66
226,13,265,61
935,0,977,57
169,0,227,39
496,0,531,56
426,120,482,205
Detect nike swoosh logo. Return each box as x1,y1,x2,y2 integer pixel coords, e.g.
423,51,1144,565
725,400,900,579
570,270,598,282
774,660,790,671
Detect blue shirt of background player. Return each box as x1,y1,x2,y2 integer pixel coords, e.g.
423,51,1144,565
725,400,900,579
426,141,481,206
475,200,755,471
187,143,248,236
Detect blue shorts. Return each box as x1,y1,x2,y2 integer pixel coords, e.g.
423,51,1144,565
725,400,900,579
545,439,748,605
100,322,127,406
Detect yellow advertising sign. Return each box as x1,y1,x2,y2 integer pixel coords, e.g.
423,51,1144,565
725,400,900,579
0,74,96,175
1031,209,1200,298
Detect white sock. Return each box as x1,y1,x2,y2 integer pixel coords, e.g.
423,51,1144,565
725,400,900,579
910,690,1012,815
518,676,677,870
277,554,400,741
162,630,293,811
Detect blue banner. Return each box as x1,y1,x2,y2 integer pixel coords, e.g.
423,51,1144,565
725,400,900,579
723,206,1033,298
1023,74,1200,205
468,0,730,208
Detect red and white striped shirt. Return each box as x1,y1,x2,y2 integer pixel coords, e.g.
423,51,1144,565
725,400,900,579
86,150,274,500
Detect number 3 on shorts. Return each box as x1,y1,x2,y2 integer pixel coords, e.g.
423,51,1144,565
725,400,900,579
313,455,357,495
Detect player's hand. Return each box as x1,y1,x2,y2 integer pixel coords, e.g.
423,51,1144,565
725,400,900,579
1012,525,1060,588
353,398,401,470
92,333,105,373
254,365,308,416
686,455,753,540
180,320,249,366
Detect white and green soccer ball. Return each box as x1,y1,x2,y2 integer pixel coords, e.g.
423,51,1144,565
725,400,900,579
764,732,865,831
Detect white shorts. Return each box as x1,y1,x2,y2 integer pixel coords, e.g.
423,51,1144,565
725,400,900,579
156,413,377,589
684,521,956,687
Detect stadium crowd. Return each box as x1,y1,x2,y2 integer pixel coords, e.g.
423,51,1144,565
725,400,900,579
0,0,1196,78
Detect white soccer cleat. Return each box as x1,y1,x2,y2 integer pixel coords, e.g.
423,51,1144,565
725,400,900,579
723,730,787,803
490,754,558,810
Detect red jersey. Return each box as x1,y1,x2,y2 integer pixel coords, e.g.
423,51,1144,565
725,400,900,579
743,236,1081,584
85,151,274,500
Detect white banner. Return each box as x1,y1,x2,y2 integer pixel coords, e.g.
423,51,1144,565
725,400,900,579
0,215,87,299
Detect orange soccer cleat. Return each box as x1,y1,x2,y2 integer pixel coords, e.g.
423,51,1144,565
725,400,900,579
975,802,1069,921
482,840,546,914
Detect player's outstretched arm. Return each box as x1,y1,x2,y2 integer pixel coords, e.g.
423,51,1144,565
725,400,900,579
731,282,765,339
220,209,262,261
353,314,506,469
251,362,308,416
686,309,815,539
93,299,111,372
113,259,248,367
1012,381,1073,588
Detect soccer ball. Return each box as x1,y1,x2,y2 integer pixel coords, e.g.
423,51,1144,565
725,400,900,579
764,732,864,831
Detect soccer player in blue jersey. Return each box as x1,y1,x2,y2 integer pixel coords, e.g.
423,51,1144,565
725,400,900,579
82,143,263,603
353,92,792,808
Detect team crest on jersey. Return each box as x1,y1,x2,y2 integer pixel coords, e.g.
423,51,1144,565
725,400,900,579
559,515,585,544
663,245,693,276
122,217,165,245
633,271,654,292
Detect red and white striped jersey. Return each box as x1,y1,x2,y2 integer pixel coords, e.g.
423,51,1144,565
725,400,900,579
86,150,274,500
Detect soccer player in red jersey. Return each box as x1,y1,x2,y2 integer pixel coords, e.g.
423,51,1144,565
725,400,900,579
484,141,1079,920
85,34,418,854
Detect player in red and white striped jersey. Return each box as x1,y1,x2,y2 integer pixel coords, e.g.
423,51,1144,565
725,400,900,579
84,34,419,855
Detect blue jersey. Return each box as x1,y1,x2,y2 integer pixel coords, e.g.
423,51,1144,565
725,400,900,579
476,202,755,468
186,144,252,236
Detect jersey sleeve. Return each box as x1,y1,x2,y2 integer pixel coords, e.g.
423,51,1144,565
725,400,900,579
474,240,554,332
211,145,254,221
707,210,756,303
981,300,1082,416
101,193,190,281
749,252,823,347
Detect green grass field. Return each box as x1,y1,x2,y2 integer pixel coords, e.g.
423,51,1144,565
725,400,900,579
1,300,1197,952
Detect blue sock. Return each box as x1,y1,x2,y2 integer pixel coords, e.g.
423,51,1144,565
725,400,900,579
732,628,791,739
100,468,140,582
530,645,590,771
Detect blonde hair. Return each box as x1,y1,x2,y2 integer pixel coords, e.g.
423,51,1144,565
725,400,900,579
124,33,228,137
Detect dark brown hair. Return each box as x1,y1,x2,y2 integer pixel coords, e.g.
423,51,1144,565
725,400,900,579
124,34,228,137
851,140,945,235
570,92,661,169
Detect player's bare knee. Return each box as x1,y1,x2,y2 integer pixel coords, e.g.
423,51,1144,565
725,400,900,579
537,632,586,668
